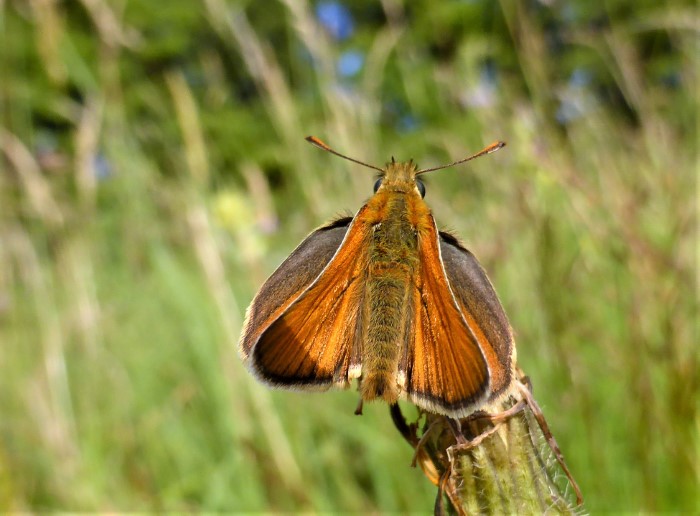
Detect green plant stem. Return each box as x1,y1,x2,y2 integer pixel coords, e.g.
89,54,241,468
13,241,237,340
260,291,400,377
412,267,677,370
393,374,583,514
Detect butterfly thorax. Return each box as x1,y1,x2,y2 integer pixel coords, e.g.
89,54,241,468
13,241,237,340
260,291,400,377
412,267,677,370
359,163,431,404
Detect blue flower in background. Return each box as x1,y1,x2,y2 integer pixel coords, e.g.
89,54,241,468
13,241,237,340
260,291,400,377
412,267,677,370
555,102,580,124
316,1,354,40
398,115,419,133
569,68,591,87
661,71,681,88
556,67,595,124
337,50,364,77
461,62,498,109
384,99,421,133
94,154,112,181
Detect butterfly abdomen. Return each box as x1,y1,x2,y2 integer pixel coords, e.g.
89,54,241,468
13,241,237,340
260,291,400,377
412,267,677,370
362,273,407,401
360,194,419,404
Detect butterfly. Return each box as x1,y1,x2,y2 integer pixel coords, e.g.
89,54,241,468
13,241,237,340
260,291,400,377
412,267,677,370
239,137,514,418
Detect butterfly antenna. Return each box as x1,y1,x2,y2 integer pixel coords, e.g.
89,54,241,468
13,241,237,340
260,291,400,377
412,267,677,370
306,136,384,173
416,141,506,175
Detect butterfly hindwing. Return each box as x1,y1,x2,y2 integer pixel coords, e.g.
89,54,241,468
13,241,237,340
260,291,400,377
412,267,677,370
439,231,515,398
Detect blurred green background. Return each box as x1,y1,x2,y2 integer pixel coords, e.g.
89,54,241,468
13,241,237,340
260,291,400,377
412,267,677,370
0,0,697,512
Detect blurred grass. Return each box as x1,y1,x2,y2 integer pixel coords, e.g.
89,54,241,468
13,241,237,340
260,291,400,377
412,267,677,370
0,0,697,512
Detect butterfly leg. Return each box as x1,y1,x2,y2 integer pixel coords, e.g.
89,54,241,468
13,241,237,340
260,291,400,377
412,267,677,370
433,469,450,516
410,417,444,467
445,417,469,446
354,398,364,415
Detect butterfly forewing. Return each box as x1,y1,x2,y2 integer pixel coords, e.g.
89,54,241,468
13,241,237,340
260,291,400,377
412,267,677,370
239,218,351,359
250,210,373,387
404,217,491,417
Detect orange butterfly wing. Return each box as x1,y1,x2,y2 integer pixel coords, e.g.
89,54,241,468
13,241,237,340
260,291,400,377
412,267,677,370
239,217,352,360
404,216,491,418
247,208,373,388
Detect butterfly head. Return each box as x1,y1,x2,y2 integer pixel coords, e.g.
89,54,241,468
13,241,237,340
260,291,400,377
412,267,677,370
373,159,426,198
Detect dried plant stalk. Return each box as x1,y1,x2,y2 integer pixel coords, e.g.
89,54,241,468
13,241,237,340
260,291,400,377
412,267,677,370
392,371,584,515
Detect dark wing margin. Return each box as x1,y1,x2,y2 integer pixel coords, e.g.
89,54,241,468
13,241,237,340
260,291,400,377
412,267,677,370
439,231,515,399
